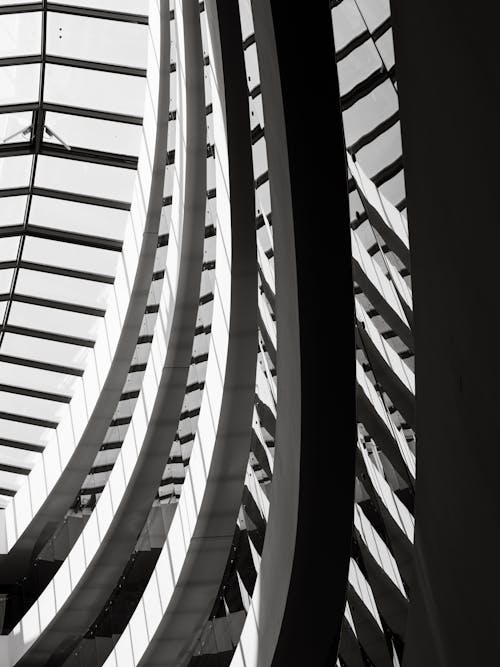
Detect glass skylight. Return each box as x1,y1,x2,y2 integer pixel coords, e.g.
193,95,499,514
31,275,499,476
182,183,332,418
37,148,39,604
0,1,149,501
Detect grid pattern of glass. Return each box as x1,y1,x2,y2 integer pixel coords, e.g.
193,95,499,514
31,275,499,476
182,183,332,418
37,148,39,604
0,2,148,503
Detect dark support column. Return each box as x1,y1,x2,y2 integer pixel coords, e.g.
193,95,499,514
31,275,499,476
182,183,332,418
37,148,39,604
252,2,356,665
391,2,500,665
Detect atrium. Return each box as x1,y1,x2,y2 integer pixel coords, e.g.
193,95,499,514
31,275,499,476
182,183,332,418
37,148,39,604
0,1,495,665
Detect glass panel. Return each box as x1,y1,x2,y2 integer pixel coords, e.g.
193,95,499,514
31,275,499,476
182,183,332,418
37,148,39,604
22,236,119,276
0,195,27,227
0,268,14,293
337,40,381,96
44,112,142,156
0,155,33,189
50,0,148,13
46,13,147,69
356,123,402,179
0,64,40,106
29,195,128,240
0,112,33,145
35,154,136,201
1,332,90,369
0,361,76,396
355,0,390,32
0,417,53,446
0,471,25,493
0,12,42,58
8,301,102,341
0,444,39,470
0,235,20,262
0,390,64,423
342,80,398,146
44,64,146,117
331,0,366,51
15,268,111,309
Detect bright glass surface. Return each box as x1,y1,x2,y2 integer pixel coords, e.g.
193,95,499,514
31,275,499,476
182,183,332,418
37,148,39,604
15,269,111,309
29,196,128,240
35,155,136,201
1,333,90,369
0,195,27,225
44,112,142,156
0,112,33,145
0,418,53,446
8,302,101,341
0,155,33,189
0,236,21,262
0,269,14,293
0,361,76,396
0,65,40,105
22,236,119,276
44,65,146,116
0,12,41,58
46,13,147,69
0,1,149,498
0,390,64,423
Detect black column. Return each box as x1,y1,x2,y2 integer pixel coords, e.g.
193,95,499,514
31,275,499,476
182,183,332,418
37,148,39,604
391,2,500,664
268,3,356,665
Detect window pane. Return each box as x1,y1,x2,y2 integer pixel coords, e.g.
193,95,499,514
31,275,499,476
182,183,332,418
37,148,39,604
29,195,128,240
35,154,136,202
46,13,147,69
22,236,119,276
44,112,142,156
15,268,111,309
1,332,90,369
0,196,27,227
0,361,76,396
0,418,53,447
0,112,33,145
0,236,21,262
0,12,41,58
0,64,40,105
44,64,146,117
8,301,102,341
0,268,14,293
0,390,64,423
0,155,33,189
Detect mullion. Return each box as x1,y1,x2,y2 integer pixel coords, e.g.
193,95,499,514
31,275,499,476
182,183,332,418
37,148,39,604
0,53,146,78
0,224,122,252
0,3,42,16
0,382,70,404
0,102,142,126
0,410,57,429
18,261,115,285
39,143,138,169
47,2,148,24
31,186,130,210
45,54,146,78
3,324,95,348
0,2,148,24
9,294,106,318
0,142,138,168
0,353,83,376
